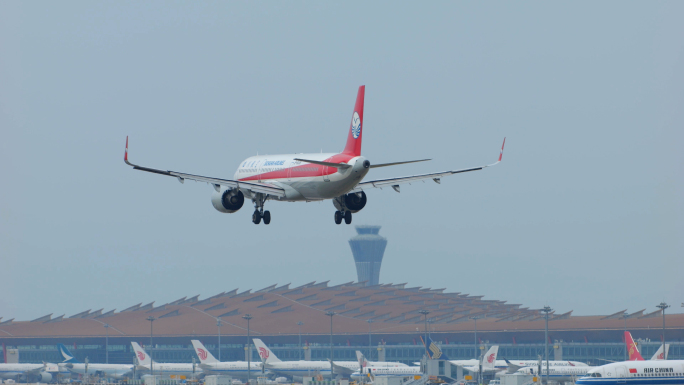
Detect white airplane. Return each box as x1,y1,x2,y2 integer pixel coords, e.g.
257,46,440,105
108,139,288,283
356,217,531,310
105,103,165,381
131,342,200,380
57,344,134,380
513,365,593,385
252,339,405,379
424,337,586,372
191,340,262,379
0,363,56,383
124,86,505,225
577,359,684,385
351,351,421,381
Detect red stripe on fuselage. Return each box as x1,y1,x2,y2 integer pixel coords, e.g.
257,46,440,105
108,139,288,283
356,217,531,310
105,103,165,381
238,153,355,182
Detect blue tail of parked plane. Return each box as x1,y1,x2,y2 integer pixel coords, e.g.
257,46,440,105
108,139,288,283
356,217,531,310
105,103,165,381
421,336,451,360
58,344,80,363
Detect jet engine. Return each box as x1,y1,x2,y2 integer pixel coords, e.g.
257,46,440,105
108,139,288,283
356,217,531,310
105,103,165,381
211,189,245,213
29,372,52,382
343,191,367,213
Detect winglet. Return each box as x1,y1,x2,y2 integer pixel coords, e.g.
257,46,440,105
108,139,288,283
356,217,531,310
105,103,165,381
499,137,506,162
124,136,133,166
486,137,506,168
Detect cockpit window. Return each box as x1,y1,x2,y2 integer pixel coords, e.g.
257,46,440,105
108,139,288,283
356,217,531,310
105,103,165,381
590,373,602,377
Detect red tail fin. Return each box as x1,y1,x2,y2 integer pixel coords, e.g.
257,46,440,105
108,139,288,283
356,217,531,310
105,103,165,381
625,331,644,361
342,86,365,156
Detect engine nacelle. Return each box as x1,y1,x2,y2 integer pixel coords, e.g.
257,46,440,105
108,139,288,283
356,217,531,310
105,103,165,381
30,372,52,382
211,189,245,213
343,191,367,213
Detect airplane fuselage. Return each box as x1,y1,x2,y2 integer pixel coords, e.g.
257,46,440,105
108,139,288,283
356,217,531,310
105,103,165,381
234,153,369,201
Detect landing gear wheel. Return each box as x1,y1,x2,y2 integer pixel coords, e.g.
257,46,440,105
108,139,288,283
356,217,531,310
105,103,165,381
334,211,343,225
263,210,271,225
344,211,352,224
252,210,262,225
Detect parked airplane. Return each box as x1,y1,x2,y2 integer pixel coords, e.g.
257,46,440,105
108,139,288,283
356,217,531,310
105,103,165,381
0,363,55,383
351,351,421,381
124,86,505,225
625,331,670,361
252,339,405,379
577,359,684,385
131,342,200,380
58,344,134,380
424,337,586,371
514,365,593,385
191,340,262,379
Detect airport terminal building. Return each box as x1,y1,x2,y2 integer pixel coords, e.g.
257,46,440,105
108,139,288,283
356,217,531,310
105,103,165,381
1,281,682,366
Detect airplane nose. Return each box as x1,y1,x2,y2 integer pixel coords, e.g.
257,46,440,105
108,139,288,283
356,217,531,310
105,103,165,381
363,160,370,168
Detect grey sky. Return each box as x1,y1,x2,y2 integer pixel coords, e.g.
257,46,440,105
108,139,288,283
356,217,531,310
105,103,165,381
1,1,682,321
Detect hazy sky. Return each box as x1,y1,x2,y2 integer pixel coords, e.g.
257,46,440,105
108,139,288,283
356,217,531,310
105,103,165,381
1,1,682,321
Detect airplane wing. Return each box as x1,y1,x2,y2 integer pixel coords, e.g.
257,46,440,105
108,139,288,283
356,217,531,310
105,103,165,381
124,137,285,197
505,360,524,374
352,138,505,193
328,360,355,376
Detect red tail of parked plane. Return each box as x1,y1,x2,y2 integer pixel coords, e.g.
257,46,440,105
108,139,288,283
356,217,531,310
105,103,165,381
625,331,644,361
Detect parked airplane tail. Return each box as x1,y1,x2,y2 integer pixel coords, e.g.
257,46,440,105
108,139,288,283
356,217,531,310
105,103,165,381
651,344,670,360
356,351,369,368
252,339,282,364
57,344,79,364
624,331,644,361
482,346,499,370
191,340,219,364
131,342,154,366
342,85,365,157
421,336,451,360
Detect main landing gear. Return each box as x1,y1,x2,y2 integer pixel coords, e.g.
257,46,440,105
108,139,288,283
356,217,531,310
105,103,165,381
252,193,271,225
334,210,352,225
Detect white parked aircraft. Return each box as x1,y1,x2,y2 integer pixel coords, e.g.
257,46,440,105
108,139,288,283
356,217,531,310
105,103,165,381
351,351,421,380
424,337,586,371
513,365,593,385
124,86,505,225
0,363,56,383
131,342,200,380
191,340,262,379
577,359,684,385
57,344,134,380
253,338,405,379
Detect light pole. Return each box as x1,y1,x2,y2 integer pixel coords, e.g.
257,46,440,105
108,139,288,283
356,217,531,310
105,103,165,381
297,321,304,361
243,314,253,383
326,311,335,382
217,317,222,361
367,320,373,360
541,306,553,385
657,302,669,360
471,316,480,359
419,310,430,357
146,316,156,376
104,324,109,364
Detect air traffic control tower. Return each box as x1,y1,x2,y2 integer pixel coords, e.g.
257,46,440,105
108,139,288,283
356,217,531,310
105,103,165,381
349,225,388,286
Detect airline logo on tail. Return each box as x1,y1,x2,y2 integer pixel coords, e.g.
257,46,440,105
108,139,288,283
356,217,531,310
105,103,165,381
422,336,450,360
197,348,208,361
259,347,269,359
487,353,496,363
57,344,78,363
352,112,361,139
137,351,146,361
624,331,644,361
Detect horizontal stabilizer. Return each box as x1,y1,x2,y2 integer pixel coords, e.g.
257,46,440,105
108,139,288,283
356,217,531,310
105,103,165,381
370,159,431,168
293,158,352,169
